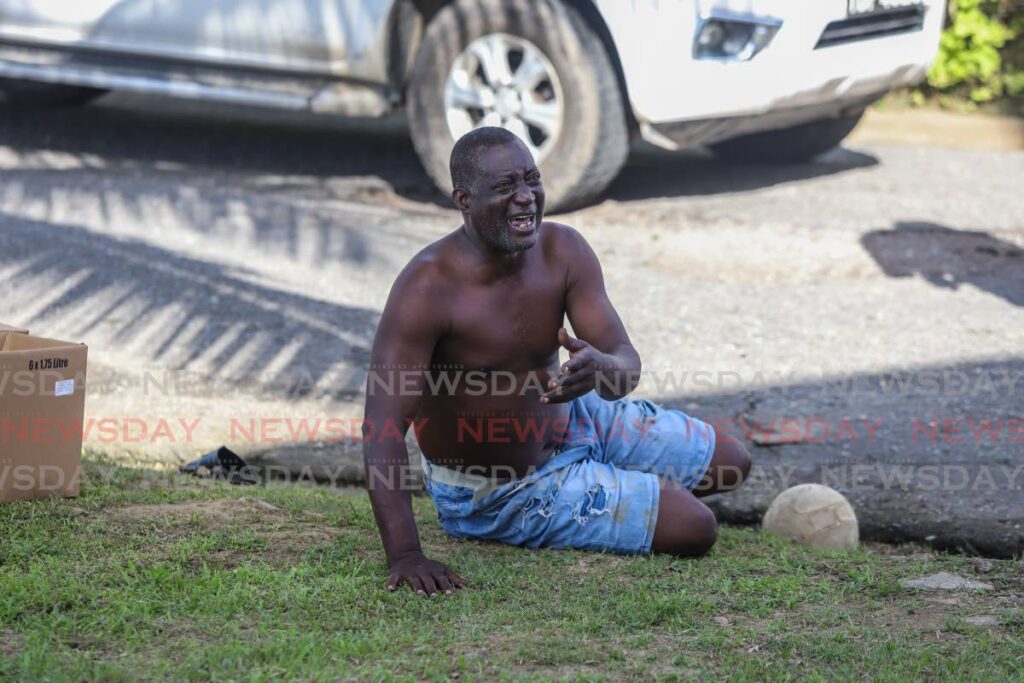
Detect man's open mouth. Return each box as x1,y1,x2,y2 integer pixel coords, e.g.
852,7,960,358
508,213,536,233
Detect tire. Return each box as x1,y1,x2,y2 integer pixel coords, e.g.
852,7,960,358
711,110,865,163
0,78,106,107
406,0,628,212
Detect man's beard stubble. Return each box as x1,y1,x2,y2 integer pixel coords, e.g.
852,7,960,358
481,223,538,255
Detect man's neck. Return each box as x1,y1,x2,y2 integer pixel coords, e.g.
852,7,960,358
458,225,530,278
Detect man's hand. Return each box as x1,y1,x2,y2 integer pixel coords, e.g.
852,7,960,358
388,551,466,597
541,328,612,404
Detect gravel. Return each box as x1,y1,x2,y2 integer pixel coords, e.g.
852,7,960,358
0,94,1020,554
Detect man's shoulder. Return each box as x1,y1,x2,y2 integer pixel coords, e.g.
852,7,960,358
394,233,460,294
542,220,580,239
541,221,594,262
542,220,587,251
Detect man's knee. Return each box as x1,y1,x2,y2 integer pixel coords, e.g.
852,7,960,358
696,435,751,496
678,504,718,557
652,487,718,557
720,435,752,482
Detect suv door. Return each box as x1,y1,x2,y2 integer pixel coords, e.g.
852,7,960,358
0,0,389,75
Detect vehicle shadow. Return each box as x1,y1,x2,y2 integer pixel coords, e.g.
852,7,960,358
603,141,878,201
0,94,446,202
0,93,878,207
861,221,1024,307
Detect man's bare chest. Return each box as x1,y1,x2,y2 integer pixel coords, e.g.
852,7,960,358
435,277,566,372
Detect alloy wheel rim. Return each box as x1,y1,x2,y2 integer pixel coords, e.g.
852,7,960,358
444,33,564,162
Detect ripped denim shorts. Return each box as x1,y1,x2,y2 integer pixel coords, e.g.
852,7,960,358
421,391,716,555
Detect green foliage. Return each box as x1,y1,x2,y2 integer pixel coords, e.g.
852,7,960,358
925,0,1022,106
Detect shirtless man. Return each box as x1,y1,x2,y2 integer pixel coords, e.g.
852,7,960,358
363,127,751,598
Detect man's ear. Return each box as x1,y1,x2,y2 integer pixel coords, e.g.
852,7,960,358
452,187,471,212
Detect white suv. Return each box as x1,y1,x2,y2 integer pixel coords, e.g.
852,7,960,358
0,0,945,210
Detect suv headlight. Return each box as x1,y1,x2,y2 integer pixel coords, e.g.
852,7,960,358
694,12,782,61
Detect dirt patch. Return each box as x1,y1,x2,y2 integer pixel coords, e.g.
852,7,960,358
106,497,339,568
0,629,23,659
773,589,1018,643
111,497,280,524
699,591,1013,651
861,541,937,558
873,599,957,635
571,553,629,576
850,108,1024,152
642,226,882,285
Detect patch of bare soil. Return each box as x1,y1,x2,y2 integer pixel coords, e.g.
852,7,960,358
107,497,338,568
850,108,1024,152
873,591,1022,641
571,553,629,576
744,590,1016,646
112,497,277,524
861,541,937,558
0,629,23,658
642,226,883,285
871,599,958,636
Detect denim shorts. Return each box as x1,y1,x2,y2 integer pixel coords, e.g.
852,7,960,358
421,392,716,555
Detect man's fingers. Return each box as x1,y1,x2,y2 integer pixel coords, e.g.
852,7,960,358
541,388,578,404
540,386,565,402
558,377,594,396
543,372,595,401
408,575,427,597
544,361,595,400
447,569,467,588
551,360,593,389
557,327,587,353
545,374,587,395
419,573,440,598
542,377,577,401
389,559,463,597
435,573,454,595
557,327,573,350
559,350,593,376
554,387,590,403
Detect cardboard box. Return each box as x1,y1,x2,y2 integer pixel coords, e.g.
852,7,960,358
0,322,29,342
0,324,88,502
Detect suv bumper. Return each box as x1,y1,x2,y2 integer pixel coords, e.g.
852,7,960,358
597,0,945,149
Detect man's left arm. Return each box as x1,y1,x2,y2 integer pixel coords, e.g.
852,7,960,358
542,226,641,403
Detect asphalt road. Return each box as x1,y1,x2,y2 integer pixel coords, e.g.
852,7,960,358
1,94,1022,555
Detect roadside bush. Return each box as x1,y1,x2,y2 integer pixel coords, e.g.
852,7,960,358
923,0,1022,109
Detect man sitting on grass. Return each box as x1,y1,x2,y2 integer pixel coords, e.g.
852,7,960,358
363,127,751,598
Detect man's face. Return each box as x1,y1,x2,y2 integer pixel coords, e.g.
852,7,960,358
458,141,545,254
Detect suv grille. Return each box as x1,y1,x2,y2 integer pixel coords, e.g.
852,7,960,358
815,6,926,49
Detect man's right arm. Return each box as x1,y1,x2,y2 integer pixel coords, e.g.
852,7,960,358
363,261,464,597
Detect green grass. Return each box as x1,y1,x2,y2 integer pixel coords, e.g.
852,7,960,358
1,456,1022,682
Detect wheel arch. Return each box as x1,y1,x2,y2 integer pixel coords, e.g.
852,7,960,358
386,0,635,131
558,0,636,133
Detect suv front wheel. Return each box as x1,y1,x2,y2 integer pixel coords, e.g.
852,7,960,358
407,0,629,211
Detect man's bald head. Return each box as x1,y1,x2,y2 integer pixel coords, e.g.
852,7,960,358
449,127,529,192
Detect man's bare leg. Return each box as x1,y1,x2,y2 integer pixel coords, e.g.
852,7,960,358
651,483,719,557
694,435,752,498
650,435,752,556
